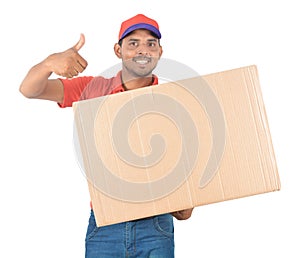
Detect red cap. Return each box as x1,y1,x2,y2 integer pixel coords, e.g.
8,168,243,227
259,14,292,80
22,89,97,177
118,14,161,41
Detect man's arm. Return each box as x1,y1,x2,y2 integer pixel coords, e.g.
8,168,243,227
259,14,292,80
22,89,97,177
19,34,88,103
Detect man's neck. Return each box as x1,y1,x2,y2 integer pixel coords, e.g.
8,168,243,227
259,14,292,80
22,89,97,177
121,72,153,91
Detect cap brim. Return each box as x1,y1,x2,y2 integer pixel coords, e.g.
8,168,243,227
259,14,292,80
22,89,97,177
120,23,161,40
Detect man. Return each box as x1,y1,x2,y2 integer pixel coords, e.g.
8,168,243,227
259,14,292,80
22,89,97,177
20,14,193,257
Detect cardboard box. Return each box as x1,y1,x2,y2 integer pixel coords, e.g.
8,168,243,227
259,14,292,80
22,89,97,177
73,65,280,226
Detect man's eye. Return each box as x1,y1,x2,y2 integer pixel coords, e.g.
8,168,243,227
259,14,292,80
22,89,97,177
129,42,138,47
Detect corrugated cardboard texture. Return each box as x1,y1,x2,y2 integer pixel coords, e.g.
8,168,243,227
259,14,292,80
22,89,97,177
73,65,280,226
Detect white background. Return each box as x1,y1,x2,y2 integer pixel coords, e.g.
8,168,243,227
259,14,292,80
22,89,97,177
1,0,299,257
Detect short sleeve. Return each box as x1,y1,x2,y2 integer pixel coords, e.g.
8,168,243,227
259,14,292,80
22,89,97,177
58,76,94,108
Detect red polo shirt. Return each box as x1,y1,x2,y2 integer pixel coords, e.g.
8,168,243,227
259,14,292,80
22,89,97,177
58,71,158,108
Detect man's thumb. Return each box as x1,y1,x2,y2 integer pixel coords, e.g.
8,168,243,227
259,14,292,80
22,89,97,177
72,33,85,52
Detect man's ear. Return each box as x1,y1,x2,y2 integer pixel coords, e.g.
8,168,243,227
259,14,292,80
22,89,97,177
114,43,122,58
159,46,163,59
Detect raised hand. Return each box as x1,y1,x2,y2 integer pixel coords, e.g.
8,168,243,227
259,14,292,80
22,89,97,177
47,33,88,78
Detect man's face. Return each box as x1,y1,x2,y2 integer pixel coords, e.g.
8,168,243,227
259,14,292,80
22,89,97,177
115,29,163,79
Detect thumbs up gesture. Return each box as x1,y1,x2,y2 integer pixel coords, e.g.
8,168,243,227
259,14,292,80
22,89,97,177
47,34,88,78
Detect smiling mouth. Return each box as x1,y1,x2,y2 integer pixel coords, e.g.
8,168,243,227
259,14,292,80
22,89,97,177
132,56,151,65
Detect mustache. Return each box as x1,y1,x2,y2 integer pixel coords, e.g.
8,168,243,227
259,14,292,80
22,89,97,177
132,56,152,62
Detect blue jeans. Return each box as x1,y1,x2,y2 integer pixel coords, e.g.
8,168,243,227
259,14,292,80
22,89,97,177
85,210,174,258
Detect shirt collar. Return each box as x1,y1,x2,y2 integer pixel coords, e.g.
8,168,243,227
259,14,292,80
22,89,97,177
113,71,159,93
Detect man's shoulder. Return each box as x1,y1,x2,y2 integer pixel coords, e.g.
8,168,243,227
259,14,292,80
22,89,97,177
81,72,123,99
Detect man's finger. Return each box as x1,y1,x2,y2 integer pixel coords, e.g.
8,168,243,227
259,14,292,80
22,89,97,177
72,33,85,52
74,62,85,73
76,56,88,70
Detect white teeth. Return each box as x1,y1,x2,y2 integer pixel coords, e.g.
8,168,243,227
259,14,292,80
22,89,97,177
136,60,148,64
